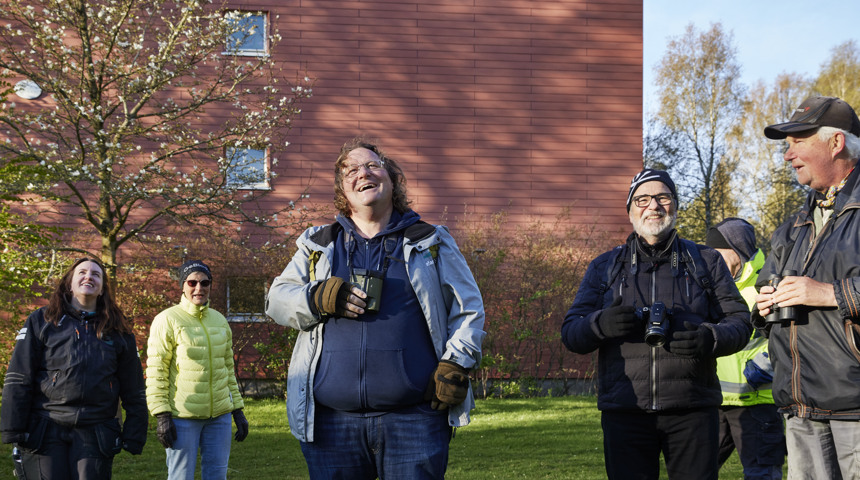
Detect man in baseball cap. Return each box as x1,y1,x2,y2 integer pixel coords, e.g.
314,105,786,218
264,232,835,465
756,96,860,479
764,95,860,140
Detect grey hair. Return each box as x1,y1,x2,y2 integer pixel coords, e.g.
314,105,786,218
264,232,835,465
817,126,860,159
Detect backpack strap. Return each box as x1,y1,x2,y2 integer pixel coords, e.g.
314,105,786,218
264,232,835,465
306,223,342,282
598,246,625,296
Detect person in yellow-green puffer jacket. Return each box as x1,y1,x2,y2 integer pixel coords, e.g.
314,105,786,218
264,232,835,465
706,218,786,480
146,259,249,480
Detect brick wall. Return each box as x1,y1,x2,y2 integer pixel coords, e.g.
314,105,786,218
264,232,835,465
240,0,643,236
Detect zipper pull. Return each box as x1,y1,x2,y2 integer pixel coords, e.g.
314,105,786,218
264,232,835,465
685,270,690,299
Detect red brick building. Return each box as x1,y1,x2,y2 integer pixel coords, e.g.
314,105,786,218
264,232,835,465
245,0,644,231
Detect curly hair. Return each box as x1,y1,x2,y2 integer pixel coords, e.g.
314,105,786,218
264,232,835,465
44,257,132,337
333,136,412,216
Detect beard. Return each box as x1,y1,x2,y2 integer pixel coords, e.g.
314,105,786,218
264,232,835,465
631,209,676,242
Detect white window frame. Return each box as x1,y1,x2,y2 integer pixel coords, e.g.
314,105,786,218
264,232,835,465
225,146,270,190
223,11,268,57
226,277,268,323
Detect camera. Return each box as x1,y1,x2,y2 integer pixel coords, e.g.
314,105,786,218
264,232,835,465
765,270,797,324
350,268,383,312
639,301,669,347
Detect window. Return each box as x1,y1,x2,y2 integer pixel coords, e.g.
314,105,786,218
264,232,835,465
226,146,269,190
224,12,267,56
226,277,268,323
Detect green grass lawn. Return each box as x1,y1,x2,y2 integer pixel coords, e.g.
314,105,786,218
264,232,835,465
0,396,755,479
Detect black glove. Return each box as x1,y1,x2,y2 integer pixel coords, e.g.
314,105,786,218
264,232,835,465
669,321,715,358
123,439,144,455
232,409,249,442
596,297,640,338
155,412,177,449
1,432,28,445
424,360,470,410
312,277,354,317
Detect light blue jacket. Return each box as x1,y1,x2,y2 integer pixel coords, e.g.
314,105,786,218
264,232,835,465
266,221,486,442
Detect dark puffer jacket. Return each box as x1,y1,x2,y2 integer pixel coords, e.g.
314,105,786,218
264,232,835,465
562,231,751,412
756,163,860,420
0,304,148,453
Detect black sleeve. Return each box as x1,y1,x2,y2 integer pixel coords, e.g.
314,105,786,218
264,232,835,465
117,333,148,454
0,311,42,443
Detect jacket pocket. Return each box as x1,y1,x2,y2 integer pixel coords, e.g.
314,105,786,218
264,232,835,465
19,416,48,454
94,418,123,458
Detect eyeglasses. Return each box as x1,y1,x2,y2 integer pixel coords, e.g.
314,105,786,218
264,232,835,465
632,193,674,208
342,160,385,179
186,279,211,288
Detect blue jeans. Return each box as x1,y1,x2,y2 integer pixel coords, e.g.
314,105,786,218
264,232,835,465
301,407,451,479
165,413,232,480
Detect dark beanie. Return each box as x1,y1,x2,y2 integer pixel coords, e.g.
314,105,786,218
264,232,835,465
179,259,212,286
626,169,678,211
706,218,757,265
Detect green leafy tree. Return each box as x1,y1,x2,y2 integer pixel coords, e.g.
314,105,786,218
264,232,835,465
0,0,313,286
651,22,746,232
813,40,860,108
729,74,810,245
676,159,738,242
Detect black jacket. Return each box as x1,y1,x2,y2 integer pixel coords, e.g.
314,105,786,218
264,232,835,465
756,162,860,420
0,304,148,453
561,231,751,412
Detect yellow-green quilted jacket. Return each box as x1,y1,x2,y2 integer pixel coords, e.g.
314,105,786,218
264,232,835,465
146,295,244,419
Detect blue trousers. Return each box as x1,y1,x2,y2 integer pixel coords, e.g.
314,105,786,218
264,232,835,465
165,413,232,480
300,407,451,480
718,404,785,479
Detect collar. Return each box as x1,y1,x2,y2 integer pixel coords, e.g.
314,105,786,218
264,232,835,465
179,293,209,315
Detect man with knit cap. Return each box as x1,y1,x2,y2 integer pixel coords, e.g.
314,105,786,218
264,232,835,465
706,218,785,480
755,96,860,479
562,169,751,480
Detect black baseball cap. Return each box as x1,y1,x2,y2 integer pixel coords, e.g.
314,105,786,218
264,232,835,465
764,96,860,140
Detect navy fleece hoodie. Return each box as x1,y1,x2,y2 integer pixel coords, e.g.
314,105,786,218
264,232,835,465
312,210,439,412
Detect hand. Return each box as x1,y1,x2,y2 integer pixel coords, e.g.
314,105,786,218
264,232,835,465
123,439,144,455
312,277,367,318
155,412,177,449
1,432,28,445
232,409,249,442
771,275,836,308
596,297,640,338
755,285,776,318
424,360,470,410
669,321,714,358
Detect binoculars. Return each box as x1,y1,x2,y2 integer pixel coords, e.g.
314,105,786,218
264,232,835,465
765,270,797,323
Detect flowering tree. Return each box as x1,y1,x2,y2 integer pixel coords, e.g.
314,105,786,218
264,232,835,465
0,0,313,284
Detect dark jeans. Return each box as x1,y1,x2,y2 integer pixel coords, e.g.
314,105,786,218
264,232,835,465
300,406,451,480
20,417,120,480
718,404,785,480
601,407,719,480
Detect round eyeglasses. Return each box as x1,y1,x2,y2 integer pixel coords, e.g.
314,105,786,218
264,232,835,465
186,279,211,288
342,160,385,179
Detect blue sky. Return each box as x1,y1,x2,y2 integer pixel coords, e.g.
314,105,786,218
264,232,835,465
644,0,860,113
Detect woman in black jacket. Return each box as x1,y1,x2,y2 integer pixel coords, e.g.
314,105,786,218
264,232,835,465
0,257,147,479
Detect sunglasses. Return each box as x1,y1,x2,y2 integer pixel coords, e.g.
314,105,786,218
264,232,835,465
186,279,211,288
